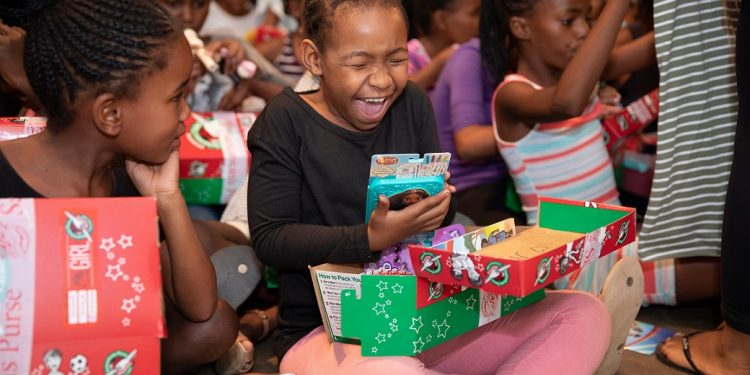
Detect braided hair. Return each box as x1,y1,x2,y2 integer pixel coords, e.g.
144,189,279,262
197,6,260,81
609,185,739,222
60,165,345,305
479,0,540,86
305,0,409,52
0,0,179,130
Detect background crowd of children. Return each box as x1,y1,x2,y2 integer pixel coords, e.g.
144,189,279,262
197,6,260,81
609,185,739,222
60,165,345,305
0,0,747,374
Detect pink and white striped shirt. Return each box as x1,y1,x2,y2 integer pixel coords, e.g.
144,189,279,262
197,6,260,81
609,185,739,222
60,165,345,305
492,74,619,224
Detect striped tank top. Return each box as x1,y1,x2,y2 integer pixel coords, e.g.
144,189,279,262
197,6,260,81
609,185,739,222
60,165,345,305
492,74,619,224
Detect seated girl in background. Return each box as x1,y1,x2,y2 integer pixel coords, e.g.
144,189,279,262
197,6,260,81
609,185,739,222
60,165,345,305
0,1,254,373
247,0,639,373
402,0,481,92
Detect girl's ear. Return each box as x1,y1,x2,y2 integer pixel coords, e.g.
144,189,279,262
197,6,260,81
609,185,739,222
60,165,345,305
300,38,323,76
509,16,531,41
92,93,122,137
433,9,448,32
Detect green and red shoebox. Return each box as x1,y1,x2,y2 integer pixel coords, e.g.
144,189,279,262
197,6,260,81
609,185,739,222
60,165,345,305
178,112,255,205
0,197,163,374
310,263,544,357
0,113,256,205
409,197,637,298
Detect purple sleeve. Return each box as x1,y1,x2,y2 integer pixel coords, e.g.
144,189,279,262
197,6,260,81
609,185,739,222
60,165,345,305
447,46,492,132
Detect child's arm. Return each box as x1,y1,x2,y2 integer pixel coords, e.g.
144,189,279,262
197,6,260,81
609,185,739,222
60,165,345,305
495,0,630,128
409,45,458,90
601,31,656,81
448,47,498,161
125,151,218,322
0,22,38,109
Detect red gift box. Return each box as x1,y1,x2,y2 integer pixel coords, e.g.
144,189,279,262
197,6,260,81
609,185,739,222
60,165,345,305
0,117,46,142
0,197,164,374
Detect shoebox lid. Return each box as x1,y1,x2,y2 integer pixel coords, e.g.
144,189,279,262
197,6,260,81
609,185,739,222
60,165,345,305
0,117,46,141
0,197,164,374
409,197,636,297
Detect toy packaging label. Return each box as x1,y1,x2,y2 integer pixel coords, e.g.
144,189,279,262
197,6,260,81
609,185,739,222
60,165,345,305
601,89,659,152
0,198,164,375
365,153,450,244
0,117,47,142
178,112,255,204
410,197,637,297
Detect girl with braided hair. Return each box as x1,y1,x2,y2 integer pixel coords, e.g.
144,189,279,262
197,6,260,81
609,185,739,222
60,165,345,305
0,0,253,373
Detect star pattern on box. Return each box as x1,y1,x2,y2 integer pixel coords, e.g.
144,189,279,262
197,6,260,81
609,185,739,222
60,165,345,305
465,294,477,310
371,347,378,354
99,237,116,253
409,316,423,333
503,296,524,311
389,319,399,332
426,334,433,343
107,252,116,260
131,280,145,294
121,298,137,314
118,235,133,249
413,337,425,354
391,283,404,294
432,319,438,328
379,292,384,298
122,317,131,327
372,302,387,316
106,264,125,281
437,319,450,338
118,257,126,265
375,333,387,344
476,263,485,272
376,280,389,292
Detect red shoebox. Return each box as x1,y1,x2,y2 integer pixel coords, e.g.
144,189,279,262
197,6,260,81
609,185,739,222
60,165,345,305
178,112,254,204
0,197,164,374
409,197,636,297
0,117,46,142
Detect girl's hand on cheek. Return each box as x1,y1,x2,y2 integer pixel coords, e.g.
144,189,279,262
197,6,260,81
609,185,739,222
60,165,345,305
125,150,182,200
367,190,452,251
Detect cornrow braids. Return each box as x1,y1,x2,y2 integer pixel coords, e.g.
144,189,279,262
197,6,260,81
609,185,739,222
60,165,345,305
0,0,179,130
479,0,539,86
306,0,409,52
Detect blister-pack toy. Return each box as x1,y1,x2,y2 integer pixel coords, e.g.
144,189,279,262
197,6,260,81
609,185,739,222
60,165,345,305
365,153,451,244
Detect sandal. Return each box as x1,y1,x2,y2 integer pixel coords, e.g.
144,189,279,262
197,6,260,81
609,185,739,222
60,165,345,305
595,256,644,375
214,332,254,375
240,306,277,342
655,332,706,374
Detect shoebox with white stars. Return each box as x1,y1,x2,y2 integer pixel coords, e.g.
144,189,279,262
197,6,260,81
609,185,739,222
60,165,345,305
0,197,163,374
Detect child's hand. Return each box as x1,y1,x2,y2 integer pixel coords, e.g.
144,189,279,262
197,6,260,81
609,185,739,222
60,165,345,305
0,22,38,107
367,189,453,251
205,39,247,76
125,150,182,200
218,78,254,111
598,84,622,118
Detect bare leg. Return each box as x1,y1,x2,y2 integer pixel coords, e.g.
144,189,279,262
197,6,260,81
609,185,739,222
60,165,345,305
674,257,720,303
161,297,238,374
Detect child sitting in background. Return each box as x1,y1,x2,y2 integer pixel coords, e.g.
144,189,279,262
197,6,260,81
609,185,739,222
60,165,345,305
402,0,481,92
0,1,253,373
247,0,632,373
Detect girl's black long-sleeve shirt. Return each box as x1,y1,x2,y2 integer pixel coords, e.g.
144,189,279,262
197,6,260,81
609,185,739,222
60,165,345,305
247,83,455,359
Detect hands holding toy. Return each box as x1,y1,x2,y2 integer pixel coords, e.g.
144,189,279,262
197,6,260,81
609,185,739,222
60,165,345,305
367,173,456,251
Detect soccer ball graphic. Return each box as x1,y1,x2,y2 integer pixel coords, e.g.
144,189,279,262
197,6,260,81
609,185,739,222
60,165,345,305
69,354,88,374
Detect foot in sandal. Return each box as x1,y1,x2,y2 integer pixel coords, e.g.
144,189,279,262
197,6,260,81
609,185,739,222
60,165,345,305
214,332,254,375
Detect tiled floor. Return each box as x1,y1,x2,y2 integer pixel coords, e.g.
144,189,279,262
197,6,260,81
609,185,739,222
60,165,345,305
250,299,723,374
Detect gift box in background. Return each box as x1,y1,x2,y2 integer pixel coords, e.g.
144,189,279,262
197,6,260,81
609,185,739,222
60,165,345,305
0,197,164,374
0,117,46,142
178,112,255,205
